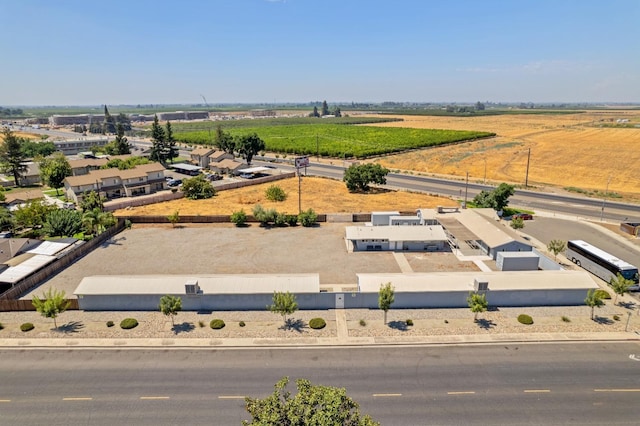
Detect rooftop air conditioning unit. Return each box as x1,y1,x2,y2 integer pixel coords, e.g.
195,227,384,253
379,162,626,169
185,279,200,295
474,278,489,292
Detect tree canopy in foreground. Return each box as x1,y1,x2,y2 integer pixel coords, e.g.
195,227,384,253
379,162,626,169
243,376,379,426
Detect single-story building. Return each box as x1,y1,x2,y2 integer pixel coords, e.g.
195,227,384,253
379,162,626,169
190,147,216,168
345,225,448,252
211,158,248,175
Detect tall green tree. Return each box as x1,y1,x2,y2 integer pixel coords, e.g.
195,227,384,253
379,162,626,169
113,123,131,155
214,124,235,154
181,174,215,200
343,163,389,192
102,105,116,134
547,240,566,261
21,140,56,158
159,295,182,326
164,121,179,163
467,292,488,322
32,288,71,328
39,153,72,195
13,199,56,231
473,183,515,211
321,100,330,116
0,206,15,232
268,291,298,325
0,128,28,186
378,282,395,325
309,106,320,117
80,190,105,212
236,133,265,166
584,288,604,320
82,208,115,235
609,273,634,305
115,112,132,131
243,377,379,426
150,114,166,163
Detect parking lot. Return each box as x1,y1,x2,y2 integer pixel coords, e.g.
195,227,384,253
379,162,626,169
24,223,477,299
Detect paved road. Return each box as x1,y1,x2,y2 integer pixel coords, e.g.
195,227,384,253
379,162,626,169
2,343,640,425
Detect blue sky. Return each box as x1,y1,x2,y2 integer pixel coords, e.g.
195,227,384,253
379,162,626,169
2,0,639,105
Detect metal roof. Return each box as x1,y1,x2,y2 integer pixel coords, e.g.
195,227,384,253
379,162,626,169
27,240,74,256
171,163,202,171
357,270,598,293
74,274,320,296
0,254,57,284
239,166,271,174
345,225,447,242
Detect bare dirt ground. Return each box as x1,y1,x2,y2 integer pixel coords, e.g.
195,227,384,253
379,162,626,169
115,176,457,217
363,112,640,201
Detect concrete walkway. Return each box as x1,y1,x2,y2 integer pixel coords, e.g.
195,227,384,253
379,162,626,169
392,252,413,273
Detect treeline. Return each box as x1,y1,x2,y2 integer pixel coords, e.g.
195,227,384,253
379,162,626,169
0,107,24,117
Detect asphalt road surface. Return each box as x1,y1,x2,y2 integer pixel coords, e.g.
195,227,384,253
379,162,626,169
2,343,640,425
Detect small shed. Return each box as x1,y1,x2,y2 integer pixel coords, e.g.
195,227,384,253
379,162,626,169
496,251,540,271
371,211,400,226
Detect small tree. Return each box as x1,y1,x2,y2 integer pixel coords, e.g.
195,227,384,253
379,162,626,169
467,292,488,322
510,217,524,230
473,183,515,211
268,291,298,325
112,123,131,155
44,208,83,237
31,288,71,328
39,153,72,196
159,295,182,326
167,210,180,228
0,128,28,186
547,240,566,261
584,288,604,320
343,163,389,192
610,273,634,305
378,282,395,325
236,133,265,166
243,377,379,426
182,174,215,200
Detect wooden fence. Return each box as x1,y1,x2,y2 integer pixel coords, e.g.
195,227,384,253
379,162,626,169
0,298,78,312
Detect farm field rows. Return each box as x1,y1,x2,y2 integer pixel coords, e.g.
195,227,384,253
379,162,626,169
365,112,640,200
114,176,457,216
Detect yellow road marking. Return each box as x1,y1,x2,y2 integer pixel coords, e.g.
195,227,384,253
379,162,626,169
594,389,640,392
447,391,475,395
218,395,246,399
372,393,402,397
524,389,551,393
63,397,93,401
140,396,170,400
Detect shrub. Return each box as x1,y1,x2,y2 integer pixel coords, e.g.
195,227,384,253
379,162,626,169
298,208,318,227
517,314,534,325
359,319,367,327
198,320,205,328
210,319,225,329
613,315,621,321
285,214,298,226
444,319,449,324
239,321,246,327
230,210,247,226
265,185,287,202
309,318,326,329
561,316,571,323
120,318,139,329
253,205,277,225
274,212,288,227
20,322,35,332
406,319,414,326
106,320,115,327
594,289,611,300
0,322,4,330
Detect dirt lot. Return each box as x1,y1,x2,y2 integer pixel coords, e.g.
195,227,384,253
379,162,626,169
25,223,476,299
364,112,640,200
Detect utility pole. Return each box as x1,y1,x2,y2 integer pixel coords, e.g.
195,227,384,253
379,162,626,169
316,134,319,161
463,171,469,209
524,148,531,188
298,169,302,214
600,175,611,222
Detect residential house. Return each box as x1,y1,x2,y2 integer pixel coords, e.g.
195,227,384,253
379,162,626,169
68,155,132,176
190,147,217,168
210,158,248,175
63,163,166,204
21,162,41,186
3,190,44,211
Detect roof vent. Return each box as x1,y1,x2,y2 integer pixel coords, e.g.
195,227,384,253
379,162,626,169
185,279,200,295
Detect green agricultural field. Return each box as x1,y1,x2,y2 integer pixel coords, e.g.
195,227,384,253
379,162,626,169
169,116,401,132
175,124,495,158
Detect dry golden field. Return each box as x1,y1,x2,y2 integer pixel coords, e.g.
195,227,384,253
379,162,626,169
115,176,457,216
365,111,640,200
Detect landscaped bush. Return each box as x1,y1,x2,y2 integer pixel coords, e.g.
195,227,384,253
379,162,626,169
20,322,35,332
517,314,534,325
198,321,205,328
309,318,326,329
594,289,611,299
285,214,298,226
106,320,115,327
406,319,414,326
274,212,288,227
120,318,139,329
210,319,226,329
0,322,4,330
613,315,621,321
561,316,571,323
444,319,449,324
359,319,366,327
298,208,318,227
230,210,247,227
265,185,287,202
239,321,246,327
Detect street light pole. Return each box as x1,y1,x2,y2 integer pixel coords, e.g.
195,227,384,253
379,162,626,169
600,176,611,222
524,148,531,188
463,171,469,209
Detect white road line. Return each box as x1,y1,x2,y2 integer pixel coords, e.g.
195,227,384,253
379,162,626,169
524,389,551,393
447,391,476,395
140,396,171,400
218,395,246,399
372,393,402,397
62,397,93,401
0,399,11,402
594,389,640,392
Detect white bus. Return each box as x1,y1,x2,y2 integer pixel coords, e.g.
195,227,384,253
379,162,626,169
566,240,639,290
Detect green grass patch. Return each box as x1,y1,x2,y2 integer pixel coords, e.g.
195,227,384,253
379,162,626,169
176,124,494,159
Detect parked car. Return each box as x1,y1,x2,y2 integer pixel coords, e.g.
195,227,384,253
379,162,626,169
512,213,533,220
167,179,182,187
